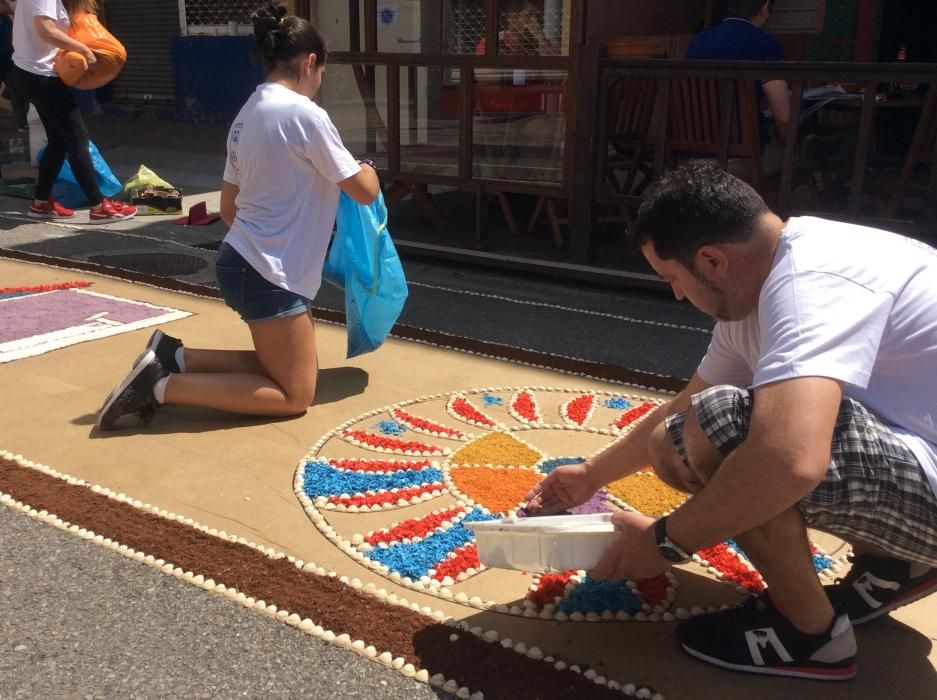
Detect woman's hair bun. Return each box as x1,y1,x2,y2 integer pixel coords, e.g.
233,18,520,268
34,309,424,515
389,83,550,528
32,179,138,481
251,2,288,42
250,2,329,76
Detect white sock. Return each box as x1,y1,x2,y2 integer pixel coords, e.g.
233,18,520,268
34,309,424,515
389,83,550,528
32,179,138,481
174,346,186,373
153,375,170,404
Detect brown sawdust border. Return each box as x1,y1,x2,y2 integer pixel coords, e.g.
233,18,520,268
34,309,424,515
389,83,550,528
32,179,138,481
0,452,664,699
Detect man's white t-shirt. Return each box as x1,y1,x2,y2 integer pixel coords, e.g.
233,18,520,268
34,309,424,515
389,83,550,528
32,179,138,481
222,83,361,301
13,0,69,76
697,216,937,493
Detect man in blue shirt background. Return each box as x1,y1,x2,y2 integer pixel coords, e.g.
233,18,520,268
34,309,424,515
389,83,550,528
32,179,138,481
685,1,790,175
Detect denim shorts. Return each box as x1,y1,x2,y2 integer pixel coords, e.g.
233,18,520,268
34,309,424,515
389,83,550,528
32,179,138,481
215,242,312,323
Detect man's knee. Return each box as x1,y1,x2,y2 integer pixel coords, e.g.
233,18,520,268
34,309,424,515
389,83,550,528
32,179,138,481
649,421,702,494
683,385,751,470
655,385,751,489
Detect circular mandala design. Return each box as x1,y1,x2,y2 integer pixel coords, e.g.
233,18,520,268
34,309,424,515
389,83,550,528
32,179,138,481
294,387,844,621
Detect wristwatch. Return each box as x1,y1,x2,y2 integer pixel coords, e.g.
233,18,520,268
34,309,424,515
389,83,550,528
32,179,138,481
654,516,691,564
358,159,377,170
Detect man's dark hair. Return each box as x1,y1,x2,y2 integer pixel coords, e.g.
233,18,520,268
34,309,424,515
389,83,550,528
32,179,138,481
721,0,773,19
629,164,770,268
252,3,328,76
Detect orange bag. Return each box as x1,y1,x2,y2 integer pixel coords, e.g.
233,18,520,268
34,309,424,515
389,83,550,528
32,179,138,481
54,12,127,90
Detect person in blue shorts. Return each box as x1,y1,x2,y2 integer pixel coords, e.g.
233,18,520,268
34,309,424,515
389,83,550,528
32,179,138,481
96,3,379,430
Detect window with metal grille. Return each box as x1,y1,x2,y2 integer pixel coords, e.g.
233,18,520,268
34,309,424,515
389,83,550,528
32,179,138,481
445,1,568,56
180,0,255,35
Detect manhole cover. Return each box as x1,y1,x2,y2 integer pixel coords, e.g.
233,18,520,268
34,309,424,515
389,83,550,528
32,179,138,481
88,253,208,276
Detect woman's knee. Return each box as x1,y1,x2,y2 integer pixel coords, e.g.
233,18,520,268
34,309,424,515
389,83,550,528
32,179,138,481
280,379,317,414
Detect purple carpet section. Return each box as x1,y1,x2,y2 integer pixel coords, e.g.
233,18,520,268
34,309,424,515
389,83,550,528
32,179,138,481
0,289,169,343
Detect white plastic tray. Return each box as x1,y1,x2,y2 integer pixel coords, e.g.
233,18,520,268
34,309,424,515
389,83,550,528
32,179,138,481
464,513,618,573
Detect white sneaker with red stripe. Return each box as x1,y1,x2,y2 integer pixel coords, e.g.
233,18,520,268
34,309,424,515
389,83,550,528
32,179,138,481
90,198,137,222
28,199,76,219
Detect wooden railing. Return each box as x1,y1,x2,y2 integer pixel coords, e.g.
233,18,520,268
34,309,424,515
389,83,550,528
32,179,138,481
567,56,937,266
326,45,937,281
327,51,573,195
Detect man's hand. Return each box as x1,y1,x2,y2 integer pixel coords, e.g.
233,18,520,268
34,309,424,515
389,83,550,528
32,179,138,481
523,462,596,515
588,511,670,582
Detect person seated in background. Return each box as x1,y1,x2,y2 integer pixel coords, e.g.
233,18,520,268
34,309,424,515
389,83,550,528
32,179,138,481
475,0,558,57
685,0,790,176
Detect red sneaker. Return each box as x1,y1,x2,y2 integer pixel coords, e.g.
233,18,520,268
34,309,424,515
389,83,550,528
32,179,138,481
90,198,137,222
28,199,76,219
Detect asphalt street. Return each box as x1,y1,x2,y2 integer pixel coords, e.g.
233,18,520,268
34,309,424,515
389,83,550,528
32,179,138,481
0,208,713,381
0,506,444,700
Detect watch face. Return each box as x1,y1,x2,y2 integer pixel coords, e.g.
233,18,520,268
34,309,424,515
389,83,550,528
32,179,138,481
658,543,688,563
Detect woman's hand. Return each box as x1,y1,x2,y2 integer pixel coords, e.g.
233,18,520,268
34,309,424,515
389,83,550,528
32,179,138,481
81,45,97,68
35,15,98,64
524,461,599,514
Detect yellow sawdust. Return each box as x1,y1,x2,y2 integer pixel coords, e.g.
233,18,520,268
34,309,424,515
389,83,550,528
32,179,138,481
607,470,687,516
450,432,541,467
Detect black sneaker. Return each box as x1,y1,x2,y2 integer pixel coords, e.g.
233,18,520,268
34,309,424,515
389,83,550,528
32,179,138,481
677,595,857,681
97,350,167,430
825,554,937,625
145,329,183,374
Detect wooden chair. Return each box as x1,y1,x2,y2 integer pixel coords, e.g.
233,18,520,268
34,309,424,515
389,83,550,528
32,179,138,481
605,74,659,197
476,109,567,249
605,36,669,60
883,84,937,222
666,76,766,195
526,75,659,246
384,180,448,231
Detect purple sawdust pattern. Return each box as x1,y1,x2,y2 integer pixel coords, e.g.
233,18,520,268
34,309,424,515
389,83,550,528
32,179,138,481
0,289,171,343
517,489,613,519
568,489,614,515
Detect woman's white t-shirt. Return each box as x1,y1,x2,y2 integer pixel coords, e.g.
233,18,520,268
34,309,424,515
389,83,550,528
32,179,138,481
222,82,361,301
13,0,69,76
697,216,937,494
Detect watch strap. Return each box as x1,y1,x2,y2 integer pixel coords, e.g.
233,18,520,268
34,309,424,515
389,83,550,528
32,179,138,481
655,516,691,562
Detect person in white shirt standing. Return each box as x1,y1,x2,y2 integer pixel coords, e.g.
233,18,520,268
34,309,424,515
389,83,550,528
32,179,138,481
97,2,379,430
526,164,937,680
12,0,136,220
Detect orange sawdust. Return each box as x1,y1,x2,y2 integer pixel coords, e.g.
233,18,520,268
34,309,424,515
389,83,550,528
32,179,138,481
607,469,687,516
450,466,541,515
450,432,541,467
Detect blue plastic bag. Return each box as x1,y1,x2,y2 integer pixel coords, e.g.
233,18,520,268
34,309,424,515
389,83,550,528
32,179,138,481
323,191,409,358
37,140,122,208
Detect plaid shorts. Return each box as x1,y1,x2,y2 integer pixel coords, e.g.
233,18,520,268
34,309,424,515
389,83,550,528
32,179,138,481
665,385,937,567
